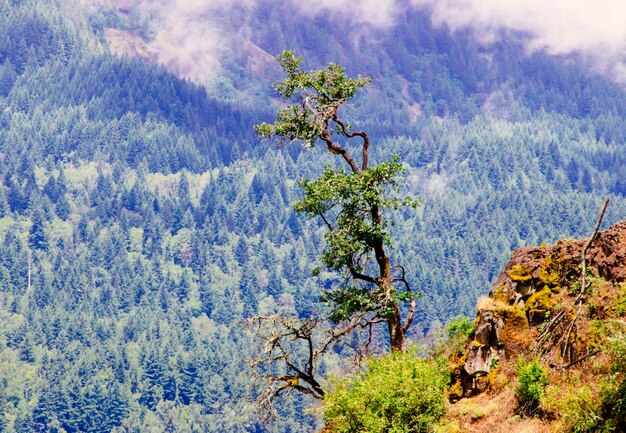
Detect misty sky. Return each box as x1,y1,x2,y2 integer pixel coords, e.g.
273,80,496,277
414,0,626,81
98,0,626,85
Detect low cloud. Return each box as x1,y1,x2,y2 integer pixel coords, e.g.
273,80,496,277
98,0,401,84
90,0,626,86
296,0,399,28
412,0,626,83
100,0,256,83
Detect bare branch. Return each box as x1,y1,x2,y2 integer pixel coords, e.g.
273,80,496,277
319,212,334,231
578,197,609,302
318,312,368,355
320,120,361,174
347,259,377,284
247,314,377,416
332,115,370,170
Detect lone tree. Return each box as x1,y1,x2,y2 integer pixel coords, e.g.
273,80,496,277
255,51,418,353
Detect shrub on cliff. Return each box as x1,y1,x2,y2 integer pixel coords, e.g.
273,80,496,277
322,351,448,433
516,358,548,414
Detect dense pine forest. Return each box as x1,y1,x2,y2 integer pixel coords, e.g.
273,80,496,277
0,0,625,431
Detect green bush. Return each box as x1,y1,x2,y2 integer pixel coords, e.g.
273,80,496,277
543,383,602,433
601,379,626,433
445,315,474,339
516,358,548,414
322,351,448,433
443,315,474,357
602,332,626,432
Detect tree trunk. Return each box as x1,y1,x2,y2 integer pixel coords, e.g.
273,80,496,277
372,204,406,352
387,303,406,352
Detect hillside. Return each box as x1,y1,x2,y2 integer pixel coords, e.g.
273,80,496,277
0,0,625,431
316,217,625,433
438,217,626,432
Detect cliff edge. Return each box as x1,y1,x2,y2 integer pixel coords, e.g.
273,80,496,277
439,220,626,432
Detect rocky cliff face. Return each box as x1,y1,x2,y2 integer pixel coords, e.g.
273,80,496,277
442,220,626,432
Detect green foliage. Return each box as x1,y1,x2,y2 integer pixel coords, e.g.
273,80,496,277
255,51,371,148
320,287,375,323
323,351,448,433
601,379,626,433
294,158,419,327
543,382,603,433
613,284,626,316
256,51,420,351
444,315,474,339
295,161,418,271
516,358,549,412
442,315,474,357
609,329,626,374
601,329,626,431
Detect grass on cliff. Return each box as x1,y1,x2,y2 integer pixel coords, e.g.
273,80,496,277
437,275,626,433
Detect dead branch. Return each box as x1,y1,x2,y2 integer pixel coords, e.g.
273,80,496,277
578,197,609,302
534,198,609,364
563,198,609,359
554,350,600,370
246,313,380,420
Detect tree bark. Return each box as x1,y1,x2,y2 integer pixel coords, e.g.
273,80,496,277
372,205,407,352
387,303,406,352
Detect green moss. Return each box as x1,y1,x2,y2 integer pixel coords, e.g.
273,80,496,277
508,265,532,282
506,305,530,329
538,267,559,287
492,283,508,302
448,381,463,402
525,287,552,311
525,287,554,324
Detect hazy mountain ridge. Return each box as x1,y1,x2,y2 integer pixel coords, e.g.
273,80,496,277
88,0,626,125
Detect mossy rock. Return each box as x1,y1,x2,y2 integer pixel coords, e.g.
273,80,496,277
492,283,508,302
488,301,528,329
479,297,513,315
538,267,559,287
525,287,554,325
506,304,529,328
448,380,464,402
508,265,532,282
497,305,532,351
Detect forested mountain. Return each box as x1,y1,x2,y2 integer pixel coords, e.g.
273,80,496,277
0,0,625,431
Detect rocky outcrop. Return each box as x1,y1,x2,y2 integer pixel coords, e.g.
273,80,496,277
455,220,626,397
465,310,503,375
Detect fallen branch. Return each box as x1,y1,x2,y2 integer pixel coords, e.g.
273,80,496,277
555,350,600,370
534,198,609,364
